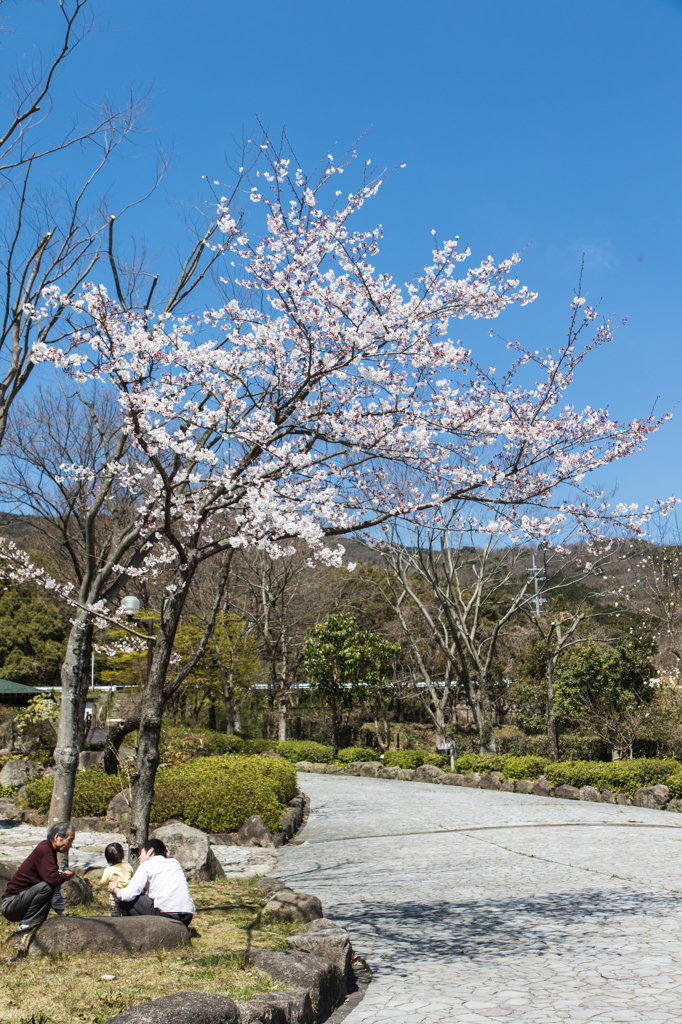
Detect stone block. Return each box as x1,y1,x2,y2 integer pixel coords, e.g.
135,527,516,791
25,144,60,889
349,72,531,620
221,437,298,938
667,798,682,813
0,759,42,788
234,1000,287,1024
442,773,464,786
617,793,632,805
359,762,380,777
396,768,415,780
553,784,580,800
250,991,313,1024
324,765,344,775
633,784,669,809
600,790,617,803
264,888,323,924
579,785,601,802
514,779,534,794
413,764,447,783
479,772,503,791
251,948,344,1020
235,815,275,850
107,788,132,822
500,779,515,792
531,776,554,797
379,765,401,779
460,772,481,788
30,915,190,957
152,821,226,880
311,763,329,773
78,750,104,771
61,874,93,908
286,926,352,981
295,761,315,773
103,992,238,1023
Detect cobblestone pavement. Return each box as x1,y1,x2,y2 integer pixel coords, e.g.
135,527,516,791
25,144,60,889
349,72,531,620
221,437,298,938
0,819,276,878
277,774,682,1024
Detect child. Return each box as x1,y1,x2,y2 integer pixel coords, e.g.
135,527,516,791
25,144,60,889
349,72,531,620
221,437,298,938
101,842,134,917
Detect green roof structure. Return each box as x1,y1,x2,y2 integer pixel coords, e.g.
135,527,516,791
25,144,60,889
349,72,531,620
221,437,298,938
0,679,39,695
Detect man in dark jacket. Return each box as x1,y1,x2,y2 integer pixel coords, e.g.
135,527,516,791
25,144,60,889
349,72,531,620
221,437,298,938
1,821,75,935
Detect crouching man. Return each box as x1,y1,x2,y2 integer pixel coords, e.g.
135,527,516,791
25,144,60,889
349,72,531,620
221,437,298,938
1,821,75,936
108,838,194,927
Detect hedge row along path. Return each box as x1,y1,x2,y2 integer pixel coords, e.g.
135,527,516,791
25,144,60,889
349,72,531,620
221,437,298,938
277,772,682,1024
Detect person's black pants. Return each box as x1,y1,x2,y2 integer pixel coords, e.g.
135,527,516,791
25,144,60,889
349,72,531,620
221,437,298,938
1,881,55,930
120,892,192,928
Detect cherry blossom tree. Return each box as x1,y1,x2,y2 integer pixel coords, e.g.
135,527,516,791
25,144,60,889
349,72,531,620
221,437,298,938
13,135,673,854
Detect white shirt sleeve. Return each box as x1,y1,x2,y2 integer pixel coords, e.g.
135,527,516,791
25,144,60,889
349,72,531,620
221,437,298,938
118,862,150,902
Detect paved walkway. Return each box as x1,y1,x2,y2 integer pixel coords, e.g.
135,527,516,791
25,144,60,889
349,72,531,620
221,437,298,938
276,773,682,1024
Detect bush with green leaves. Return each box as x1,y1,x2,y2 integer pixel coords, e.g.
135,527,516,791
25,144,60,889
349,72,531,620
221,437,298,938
454,754,551,779
333,745,380,764
543,757,680,796
276,740,336,764
21,769,129,816
0,783,16,800
151,772,282,833
382,750,425,769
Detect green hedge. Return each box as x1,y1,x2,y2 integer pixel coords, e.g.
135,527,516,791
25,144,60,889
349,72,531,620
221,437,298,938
543,758,681,797
151,773,282,833
159,753,297,806
334,746,381,764
276,740,336,764
22,769,129,816
382,750,425,769
454,754,551,779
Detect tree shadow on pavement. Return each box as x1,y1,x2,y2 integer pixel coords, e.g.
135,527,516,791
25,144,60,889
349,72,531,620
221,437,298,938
327,886,682,961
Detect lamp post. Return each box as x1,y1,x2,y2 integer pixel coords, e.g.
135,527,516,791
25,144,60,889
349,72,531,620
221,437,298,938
120,595,154,680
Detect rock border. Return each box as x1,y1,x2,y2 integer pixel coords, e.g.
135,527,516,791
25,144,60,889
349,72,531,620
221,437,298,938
296,761,681,813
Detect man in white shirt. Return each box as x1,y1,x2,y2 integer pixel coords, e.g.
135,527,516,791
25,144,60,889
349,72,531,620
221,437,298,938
108,838,195,928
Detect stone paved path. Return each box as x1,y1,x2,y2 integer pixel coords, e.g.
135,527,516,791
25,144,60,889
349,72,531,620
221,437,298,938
276,773,682,1024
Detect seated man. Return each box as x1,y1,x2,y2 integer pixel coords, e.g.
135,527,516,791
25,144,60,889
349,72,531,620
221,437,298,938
1,821,75,936
108,838,194,928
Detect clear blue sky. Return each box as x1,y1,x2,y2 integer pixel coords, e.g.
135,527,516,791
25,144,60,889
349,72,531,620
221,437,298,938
7,0,682,514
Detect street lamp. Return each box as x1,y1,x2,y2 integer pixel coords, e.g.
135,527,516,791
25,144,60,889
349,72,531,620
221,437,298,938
121,596,154,680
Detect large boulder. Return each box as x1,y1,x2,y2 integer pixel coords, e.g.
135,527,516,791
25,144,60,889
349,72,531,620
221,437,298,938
107,788,132,822
78,750,103,771
579,785,601,802
600,790,617,803
264,888,323,924
633,784,669,809
0,758,42,788
442,773,463,786
249,991,313,1024
396,768,415,781
500,779,514,792
295,761,315,773
151,821,226,881
554,784,580,800
667,798,682,813
234,1000,287,1024
514,779,534,794
358,762,380,777
30,915,190,956
250,948,344,1020
413,764,447,784
460,772,481,788
103,992,239,1024
617,793,632,805
0,796,17,818
61,874,93,908
479,772,503,791
531,776,554,797
286,927,352,982
237,815,276,849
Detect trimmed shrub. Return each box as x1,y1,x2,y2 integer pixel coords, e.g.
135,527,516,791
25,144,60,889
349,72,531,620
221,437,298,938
543,757,680,796
0,784,16,800
160,728,246,764
334,746,380,765
276,741,336,764
382,750,425,769
454,754,551,779
160,753,298,806
151,774,282,834
21,769,129,816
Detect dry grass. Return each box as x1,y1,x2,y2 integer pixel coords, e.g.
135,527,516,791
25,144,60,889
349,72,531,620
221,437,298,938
0,877,299,1024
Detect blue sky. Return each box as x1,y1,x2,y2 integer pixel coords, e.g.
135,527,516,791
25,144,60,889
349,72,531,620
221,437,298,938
6,0,682,514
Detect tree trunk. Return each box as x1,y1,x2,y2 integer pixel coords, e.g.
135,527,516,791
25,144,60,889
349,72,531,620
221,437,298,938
546,658,559,762
478,679,497,754
48,616,92,828
233,701,241,733
103,714,140,774
277,694,288,741
224,696,235,735
208,693,217,731
127,586,187,864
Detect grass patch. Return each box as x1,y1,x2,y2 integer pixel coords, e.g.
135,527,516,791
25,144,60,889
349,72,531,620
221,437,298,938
0,877,293,1023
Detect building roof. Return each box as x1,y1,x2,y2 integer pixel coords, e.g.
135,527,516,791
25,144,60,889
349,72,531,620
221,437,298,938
0,679,40,695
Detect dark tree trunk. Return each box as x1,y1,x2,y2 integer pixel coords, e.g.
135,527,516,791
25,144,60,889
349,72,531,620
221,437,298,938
208,693,217,731
546,658,559,762
103,714,140,774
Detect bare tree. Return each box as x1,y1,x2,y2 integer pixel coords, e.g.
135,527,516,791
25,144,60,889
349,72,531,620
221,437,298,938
0,0,155,447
